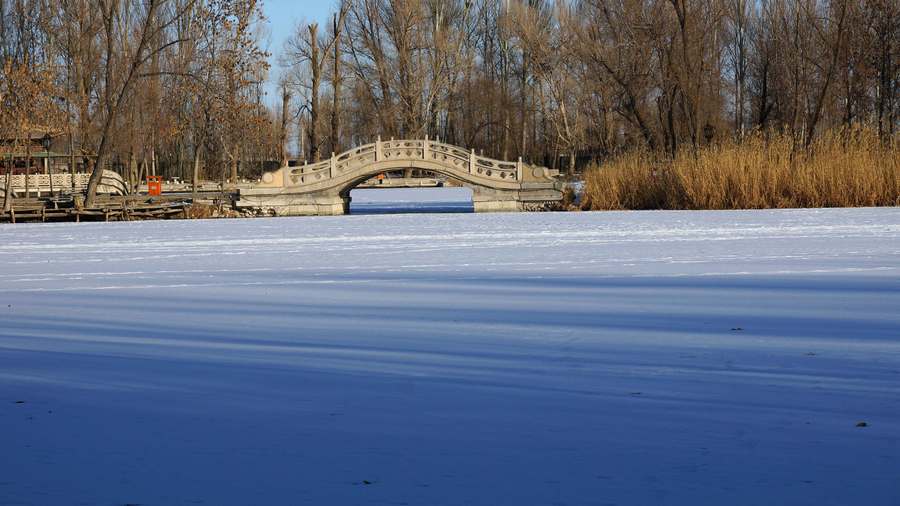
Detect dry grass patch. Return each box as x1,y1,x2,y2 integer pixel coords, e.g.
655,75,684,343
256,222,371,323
584,128,899,210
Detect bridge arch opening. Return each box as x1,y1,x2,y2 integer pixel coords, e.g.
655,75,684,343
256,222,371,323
344,169,475,214
348,186,474,215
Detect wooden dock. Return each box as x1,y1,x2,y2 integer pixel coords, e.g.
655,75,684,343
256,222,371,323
0,195,192,223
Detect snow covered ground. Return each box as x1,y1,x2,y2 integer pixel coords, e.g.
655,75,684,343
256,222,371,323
1,207,898,505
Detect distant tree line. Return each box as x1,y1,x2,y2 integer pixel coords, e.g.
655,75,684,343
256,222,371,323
1,0,897,206
284,0,898,174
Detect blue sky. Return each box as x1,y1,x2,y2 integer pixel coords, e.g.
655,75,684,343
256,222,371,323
260,0,336,103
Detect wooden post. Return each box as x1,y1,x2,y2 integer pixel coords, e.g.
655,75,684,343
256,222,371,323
25,143,31,198
47,156,55,196
69,130,76,191
469,149,476,174
3,156,12,213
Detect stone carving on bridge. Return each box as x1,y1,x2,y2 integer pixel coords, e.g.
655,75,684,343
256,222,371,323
238,138,563,215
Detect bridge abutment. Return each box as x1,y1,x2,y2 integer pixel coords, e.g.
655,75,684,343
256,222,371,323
236,189,349,216
471,187,523,213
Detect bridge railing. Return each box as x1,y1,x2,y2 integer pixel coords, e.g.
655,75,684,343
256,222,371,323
282,138,532,187
427,141,475,173
286,159,331,186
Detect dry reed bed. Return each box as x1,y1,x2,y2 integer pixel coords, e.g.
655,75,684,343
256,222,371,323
583,129,900,210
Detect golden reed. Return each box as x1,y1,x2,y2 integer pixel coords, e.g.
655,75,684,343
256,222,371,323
583,127,899,210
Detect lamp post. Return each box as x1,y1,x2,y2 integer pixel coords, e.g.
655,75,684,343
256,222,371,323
41,133,54,197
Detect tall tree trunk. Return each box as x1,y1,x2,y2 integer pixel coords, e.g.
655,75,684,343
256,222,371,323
128,152,137,192
280,85,291,165
3,157,12,213
804,0,848,148
191,147,201,201
138,156,147,190
297,116,305,162
25,142,31,198
85,0,161,208
69,129,76,192
331,11,343,154
519,49,527,158
309,23,320,162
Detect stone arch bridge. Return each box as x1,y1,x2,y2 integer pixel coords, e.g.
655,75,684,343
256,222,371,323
237,138,563,215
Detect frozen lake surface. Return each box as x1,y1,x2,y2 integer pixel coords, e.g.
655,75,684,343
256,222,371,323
1,208,899,505
349,187,474,214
